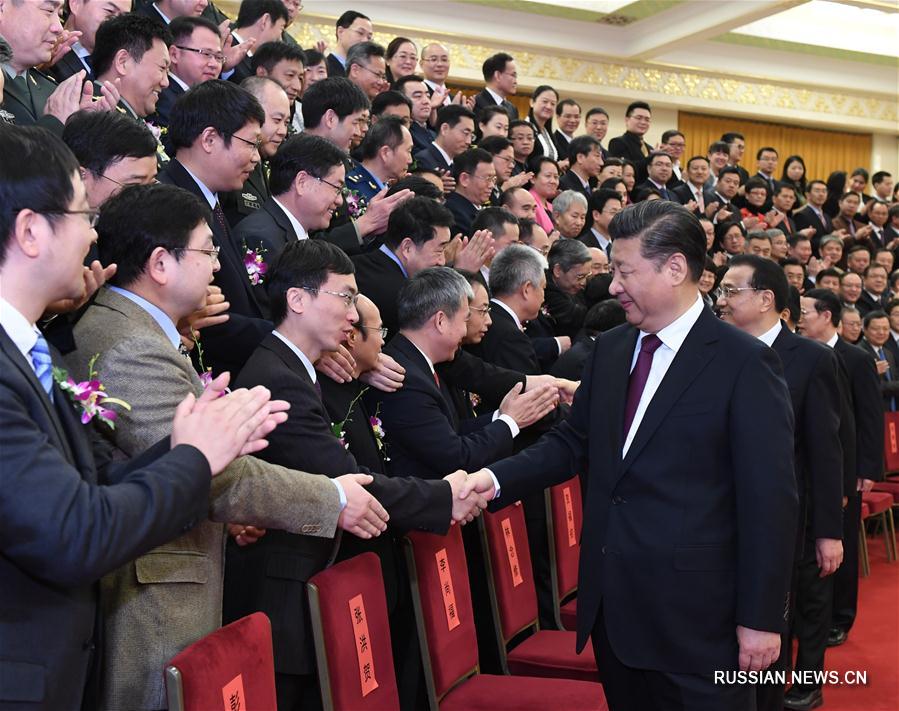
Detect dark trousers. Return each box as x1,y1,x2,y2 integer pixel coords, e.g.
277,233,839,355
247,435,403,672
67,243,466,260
592,608,755,711
275,672,322,711
790,528,835,693
523,489,557,630
831,493,860,633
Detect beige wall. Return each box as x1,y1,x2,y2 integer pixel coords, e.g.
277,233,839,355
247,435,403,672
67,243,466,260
871,134,899,177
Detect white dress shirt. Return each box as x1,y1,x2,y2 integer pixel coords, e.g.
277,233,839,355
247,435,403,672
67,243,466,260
485,86,505,106
272,198,309,241
757,320,783,348
0,297,40,367
623,294,705,456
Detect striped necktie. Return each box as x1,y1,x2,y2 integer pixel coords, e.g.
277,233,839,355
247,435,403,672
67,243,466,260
30,332,54,399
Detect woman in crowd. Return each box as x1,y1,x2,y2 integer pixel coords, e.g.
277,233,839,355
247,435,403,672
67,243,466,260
781,154,807,208
385,37,418,85
552,190,588,239
714,219,747,260
823,170,847,218
621,159,637,198
526,85,560,163
477,105,510,141
600,176,629,206
528,154,560,233
741,177,771,229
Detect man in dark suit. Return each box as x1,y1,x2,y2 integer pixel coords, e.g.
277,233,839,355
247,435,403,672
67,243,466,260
550,300,627,381
226,240,486,711
794,180,833,254
559,135,602,199
553,98,581,158
414,104,476,179
722,131,750,185
462,200,798,710
856,263,890,317
54,0,132,82
859,310,899,412
327,10,373,77
226,0,290,86
608,100,652,164
445,148,495,237
0,0,120,132
345,115,414,217
703,165,742,219
634,150,678,202
718,257,844,711
302,77,413,254
395,75,435,153
0,124,280,711
579,188,622,256
158,79,272,376
372,266,557,481
544,239,592,340
473,51,519,120
799,289,883,653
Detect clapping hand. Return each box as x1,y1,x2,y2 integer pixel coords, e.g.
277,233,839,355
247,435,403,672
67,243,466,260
452,229,495,271
499,382,559,428
44,260,117,316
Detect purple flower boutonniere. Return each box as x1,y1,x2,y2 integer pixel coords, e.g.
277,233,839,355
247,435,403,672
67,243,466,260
369,403,389,461
191,331,220,393
52,354,131,429
243,242,267,285
345,190,368,219
540,304,551,319
468,391,481,410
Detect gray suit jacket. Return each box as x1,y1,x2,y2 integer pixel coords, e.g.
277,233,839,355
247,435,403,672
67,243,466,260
66,287,341,710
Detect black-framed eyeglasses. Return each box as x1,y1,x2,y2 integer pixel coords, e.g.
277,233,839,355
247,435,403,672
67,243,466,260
174,45,225,64
316,176,349,197
300,285,358,309
359,324,388,339
227,132,264,153
719,285,758,299
174,246,221,262
42,209,101,228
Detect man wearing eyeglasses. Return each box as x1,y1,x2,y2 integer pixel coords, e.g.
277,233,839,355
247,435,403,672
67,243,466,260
154,16,223,127
346,41,387,100
473,51,519,121
445,148,496,238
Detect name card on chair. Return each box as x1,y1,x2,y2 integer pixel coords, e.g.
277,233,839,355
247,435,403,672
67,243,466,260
563,486,577,547
348,594,379,697
435,548,461,630
222,673,245,711
501,517,525,587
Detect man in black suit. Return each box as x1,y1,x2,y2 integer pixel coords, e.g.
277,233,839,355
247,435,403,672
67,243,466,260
672,155,711,214
220,76,288,226
302,77,413,254
373,266,557,481
554,98,581,158
327,10,373,77
395,74,435,153
580,188,622,256
226,240,486,710
159,79,272,376
721,131,750,185
0,0,120,131
545,238,592,340
794,180,833,254
608,100,653,164
154,16,224,127
559,135,602,199
584,106,611,159
859,310,899,412
0,124,280,711
414,104,476,185
54,0,132,82
462,200,798,710
136,0,203,25
718,257,844,711
550,300,626,380
857,264,890,317
473,51,519,121
798,289,883,653
634,150,677,202
227,0,289,86
250,41,306,136
703,165,741,219
445,148,494,237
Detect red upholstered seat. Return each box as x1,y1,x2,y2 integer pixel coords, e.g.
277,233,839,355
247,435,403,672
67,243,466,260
861,502,871,519
507,629,598,682
403,527,607,710
546,476,582,630
307,553,401,711
440,673,607,711
560,599,578,630
872,480,899,504
480,505,599,681
164,612,276,711
863,491,893,515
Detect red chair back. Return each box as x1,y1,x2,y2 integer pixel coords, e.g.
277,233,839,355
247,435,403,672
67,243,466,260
308,553,401,711
884,412,899,472
547,476,583,599
481,503,539,643
404,526,479,701
165,612,276,711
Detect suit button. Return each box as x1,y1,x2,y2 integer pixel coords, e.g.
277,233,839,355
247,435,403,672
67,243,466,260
612,496,624,504
601,546,606,555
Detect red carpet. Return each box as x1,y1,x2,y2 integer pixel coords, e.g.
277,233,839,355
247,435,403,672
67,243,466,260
819,541,899,710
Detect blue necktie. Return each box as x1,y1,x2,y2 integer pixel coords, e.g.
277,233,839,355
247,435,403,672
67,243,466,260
879,348,896,411
30,333,54,399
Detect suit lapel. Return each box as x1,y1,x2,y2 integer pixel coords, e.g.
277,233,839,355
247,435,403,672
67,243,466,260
394,334,457,426
3,73,36,119
771,323,797,370
618,309,718,477
602,326,638,467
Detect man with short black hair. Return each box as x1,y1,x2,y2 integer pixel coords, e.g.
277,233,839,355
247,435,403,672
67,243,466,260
395,74,434,153
659,129,686,183
559,134,602,199
580,188,622,256
446,147,496,237
345,114,413,211
584,106,610,158
553,98,581,157
871,170,893,204
636,150,674,201
794,180,833,253
370,89,412,124
156,16,224,127
673,155,711,214
55,0,132,81
474,51,519,120
722,131,749,184
704,165,741,216
346,40,387,99
251,40,305,133
704,140,731,191
228,0,290,84
608,100,652,163
327,10,372,77
755,146,778,197
414,104,476,185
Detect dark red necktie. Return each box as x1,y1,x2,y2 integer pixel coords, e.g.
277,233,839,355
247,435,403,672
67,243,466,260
213,201,230,238
623,334,663,437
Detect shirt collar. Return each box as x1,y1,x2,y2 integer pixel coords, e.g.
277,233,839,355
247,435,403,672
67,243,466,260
491,297,523,331
379,243,408,278
330,52,346,68
826,332,839,348
591,228,610,249
169,72,189,91
485,86,505,105
0,296,39,363
108,286,181,349
757,320,783,347
432,141,453,166
231,30,245,45
72,41,90,59
152,2,172,23
181,163,218,209
2,64,23,80
272,330,316,383
642,294,704,354
272,197,309,241
408,338,436,374
424,79,445,92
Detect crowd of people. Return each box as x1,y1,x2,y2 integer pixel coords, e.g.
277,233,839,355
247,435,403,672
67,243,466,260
1,1,896,710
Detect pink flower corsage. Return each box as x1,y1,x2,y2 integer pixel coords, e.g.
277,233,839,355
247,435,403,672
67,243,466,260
369,405,389,461
345,190,368,219
243,243,267,285
52,354,131,429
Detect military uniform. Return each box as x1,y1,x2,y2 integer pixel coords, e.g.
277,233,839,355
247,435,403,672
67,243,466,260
221,163,271,228
345,162,385,220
